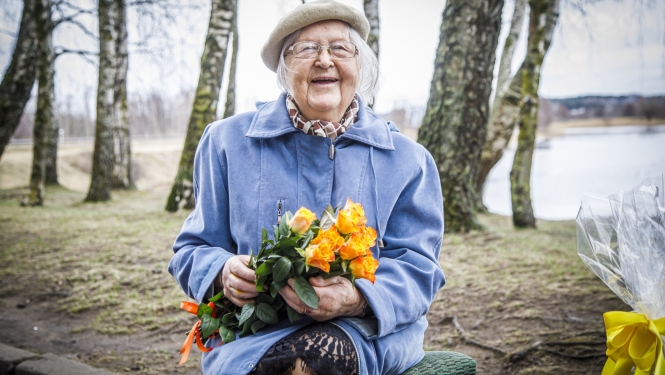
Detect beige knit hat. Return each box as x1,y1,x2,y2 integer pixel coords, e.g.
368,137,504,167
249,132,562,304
261,0,370,72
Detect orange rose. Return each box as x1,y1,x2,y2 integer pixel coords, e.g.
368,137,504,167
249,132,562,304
311,226,344,249
358,225,377,248
335,198,367,235
288,207,316,234
338,225,377,260
305,242,335,273
349,255,379,283
338,239,366,260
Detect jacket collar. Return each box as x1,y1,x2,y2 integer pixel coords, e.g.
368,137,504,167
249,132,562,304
245,92,395,151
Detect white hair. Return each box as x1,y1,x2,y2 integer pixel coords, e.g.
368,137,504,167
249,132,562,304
276,23,380,106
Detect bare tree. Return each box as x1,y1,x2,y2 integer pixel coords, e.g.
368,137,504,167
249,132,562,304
86,0,125,201
510,0,560,228
363,0,379,61
475,0,527,211
222,0,237,119
24,0,55,206
165,0,235,212
110,0,133,189
417,0,504,233
0,0,38,161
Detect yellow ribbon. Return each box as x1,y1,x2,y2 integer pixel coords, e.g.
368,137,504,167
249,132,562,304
602,311,665,375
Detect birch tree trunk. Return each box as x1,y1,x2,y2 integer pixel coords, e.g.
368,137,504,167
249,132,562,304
510,0,560,228
25,0,55,206
417,0,504,233
86,0,118,202
110,0,133,189
475,0,526,210
166,0,235,212
0,0,38,161
222,0,237,119
44,120,58,185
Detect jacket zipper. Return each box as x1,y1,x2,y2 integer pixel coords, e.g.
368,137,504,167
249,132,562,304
276,199,283,224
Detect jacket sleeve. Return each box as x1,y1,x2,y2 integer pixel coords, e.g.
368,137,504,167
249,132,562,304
355,147,445,338
168,124,237,303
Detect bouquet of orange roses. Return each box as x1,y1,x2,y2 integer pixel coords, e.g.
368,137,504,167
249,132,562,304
178,198,379,364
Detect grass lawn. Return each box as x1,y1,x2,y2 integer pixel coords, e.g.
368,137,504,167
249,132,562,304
0,184,628,374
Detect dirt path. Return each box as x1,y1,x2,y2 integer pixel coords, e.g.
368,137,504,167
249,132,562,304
0,293,201,374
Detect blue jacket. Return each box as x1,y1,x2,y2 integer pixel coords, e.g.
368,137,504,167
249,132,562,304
169,92,446,375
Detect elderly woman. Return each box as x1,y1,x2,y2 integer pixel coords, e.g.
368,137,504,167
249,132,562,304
169,0,445,374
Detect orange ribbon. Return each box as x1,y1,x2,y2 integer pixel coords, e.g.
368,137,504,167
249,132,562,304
178,301,216,365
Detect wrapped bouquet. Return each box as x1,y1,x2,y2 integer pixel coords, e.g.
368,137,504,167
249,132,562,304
576,175,665,375
178,198,379,364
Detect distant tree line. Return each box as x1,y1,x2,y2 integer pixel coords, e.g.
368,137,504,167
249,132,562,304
539,95,665,126
12,90,195,139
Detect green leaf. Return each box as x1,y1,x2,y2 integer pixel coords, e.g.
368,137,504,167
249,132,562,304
272,297,285,312
294,276,319,309
208,291,224,303
301,232,314,249
238,303,255,325
257,293,275,305
273,225,280,240
240,317,254,336
284,211,294,225
319,206,336,230
270,280,287,298
248,251,255,269
341,260,348,272
200,314,219,338
197,303,213,318
279,237,298,248
292,260,305,275
272,257,292,282
278,246,298,257
251,320,267,335
220,325,236,343
256,303,280,324
287,305,304,323
279,213,290,237
222,312,235,324
255,262,273,277
262,228,268,242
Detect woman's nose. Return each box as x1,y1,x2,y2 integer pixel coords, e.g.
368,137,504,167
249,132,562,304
315,49,335,68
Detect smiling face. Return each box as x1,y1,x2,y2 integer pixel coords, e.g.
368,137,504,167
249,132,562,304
286,20,360,122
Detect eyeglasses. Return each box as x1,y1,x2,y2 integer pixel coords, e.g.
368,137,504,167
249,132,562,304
286,41,358,59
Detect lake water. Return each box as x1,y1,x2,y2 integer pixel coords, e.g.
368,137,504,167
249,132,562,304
483,124,665,220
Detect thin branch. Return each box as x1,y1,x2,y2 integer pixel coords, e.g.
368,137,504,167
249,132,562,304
0,29,17,37
59,18,97,40
53,9,96,26
56,1,95,14
54,48,98,66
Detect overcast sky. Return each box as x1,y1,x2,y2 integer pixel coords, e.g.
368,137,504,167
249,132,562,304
1,0,664,116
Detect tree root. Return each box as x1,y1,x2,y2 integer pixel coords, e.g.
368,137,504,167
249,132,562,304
440,315,607,362
540,348,606,359
441,316,508,355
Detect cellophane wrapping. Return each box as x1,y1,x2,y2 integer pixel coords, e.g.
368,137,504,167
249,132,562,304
576,174,665,321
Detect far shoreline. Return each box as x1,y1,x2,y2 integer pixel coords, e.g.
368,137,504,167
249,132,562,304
545,116,665,136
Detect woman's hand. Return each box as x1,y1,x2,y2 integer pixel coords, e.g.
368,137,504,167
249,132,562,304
217,255,258,307
279,276,366,322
